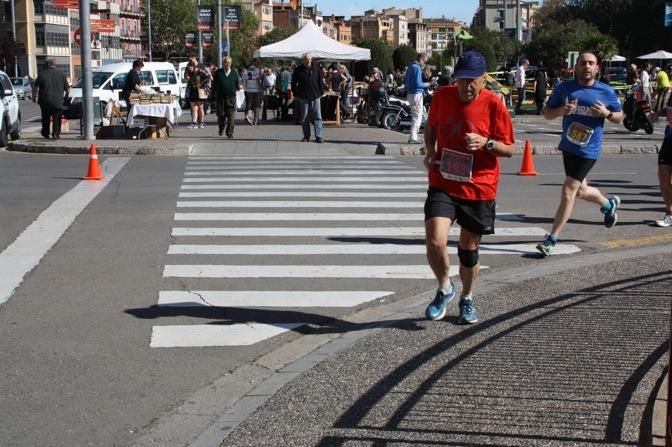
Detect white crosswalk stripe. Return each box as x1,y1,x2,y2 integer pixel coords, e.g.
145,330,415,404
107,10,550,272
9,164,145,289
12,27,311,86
149,155,581,349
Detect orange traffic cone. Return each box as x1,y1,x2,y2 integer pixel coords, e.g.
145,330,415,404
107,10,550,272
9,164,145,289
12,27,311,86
83,144,105,180
517,139,538,176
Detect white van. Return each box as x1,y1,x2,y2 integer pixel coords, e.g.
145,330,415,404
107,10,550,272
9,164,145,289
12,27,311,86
68,61,180,117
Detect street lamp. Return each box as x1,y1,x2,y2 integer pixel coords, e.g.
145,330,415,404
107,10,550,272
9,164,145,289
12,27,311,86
147,0,152,61
10,0,18,76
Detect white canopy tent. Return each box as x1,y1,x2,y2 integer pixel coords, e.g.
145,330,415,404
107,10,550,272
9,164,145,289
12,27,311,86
637,50,672,60
609,55,626,62
253,21,371,61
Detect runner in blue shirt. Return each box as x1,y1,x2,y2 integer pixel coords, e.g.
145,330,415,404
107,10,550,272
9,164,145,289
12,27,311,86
536,50,624,256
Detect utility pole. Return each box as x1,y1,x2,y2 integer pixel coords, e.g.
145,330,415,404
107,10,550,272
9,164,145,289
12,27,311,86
517,0,522,42
198,0,203,63
147,0,152,61
217,0,222,68
79,0,94,140
10,0,18,76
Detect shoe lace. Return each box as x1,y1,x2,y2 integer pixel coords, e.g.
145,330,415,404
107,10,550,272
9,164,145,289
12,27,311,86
462,299,474,314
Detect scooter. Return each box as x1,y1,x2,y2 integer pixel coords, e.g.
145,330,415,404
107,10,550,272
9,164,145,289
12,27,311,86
623,84,654,134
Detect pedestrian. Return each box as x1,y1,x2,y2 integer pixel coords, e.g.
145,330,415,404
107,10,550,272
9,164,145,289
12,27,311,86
33,59,70,139
261,67,277,121
340,65,353,121
514,58,529,115
279,66,292,121
422,50,515,324
640,62,652,104
536,50,624,256
626,63,639,85
213,56,241,138
404,53,431,144
291,52,325,143
243,57,262,125
654,65,671,118
533,67,547,115
655,94,672,227
185,56,209,129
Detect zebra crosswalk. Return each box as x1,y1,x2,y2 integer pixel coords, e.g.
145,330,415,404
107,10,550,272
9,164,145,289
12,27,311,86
149,155,580,348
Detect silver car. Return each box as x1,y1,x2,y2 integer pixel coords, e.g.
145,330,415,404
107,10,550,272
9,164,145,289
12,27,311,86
10,77,32,100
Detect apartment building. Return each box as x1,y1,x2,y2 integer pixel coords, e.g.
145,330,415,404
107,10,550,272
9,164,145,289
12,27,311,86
472,0,539,41
424,17,463,56
254,0,274,35
324,15,352,45
408,21,428,54
349,11,394,44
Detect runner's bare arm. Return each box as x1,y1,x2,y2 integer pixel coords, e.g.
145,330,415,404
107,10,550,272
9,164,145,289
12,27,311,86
423,121,438,169
464,132,515,158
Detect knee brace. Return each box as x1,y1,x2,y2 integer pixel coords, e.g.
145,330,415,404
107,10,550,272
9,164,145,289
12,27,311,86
458,246,479,268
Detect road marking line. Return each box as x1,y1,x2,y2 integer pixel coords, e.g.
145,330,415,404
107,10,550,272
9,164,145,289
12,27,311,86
0,158,130,305
158,290,394,307
163,264,469,279
185,165,414,171
175,212,424,221
171,226,549,237
180,184,427,190
186,160,406,166
189,156,398,160
150,323,304,348
602,233,672,249
183,176,425,183
184,170,421,175
178,191,427,198
176,201,422,208
167,243,580,255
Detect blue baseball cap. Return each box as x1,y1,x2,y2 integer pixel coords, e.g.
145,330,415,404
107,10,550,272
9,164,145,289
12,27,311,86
454,51,487,79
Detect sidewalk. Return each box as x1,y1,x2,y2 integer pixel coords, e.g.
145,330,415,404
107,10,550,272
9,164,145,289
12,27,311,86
168,246,671,447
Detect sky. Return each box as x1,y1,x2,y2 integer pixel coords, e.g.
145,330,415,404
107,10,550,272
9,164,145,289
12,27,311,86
311,0,481,24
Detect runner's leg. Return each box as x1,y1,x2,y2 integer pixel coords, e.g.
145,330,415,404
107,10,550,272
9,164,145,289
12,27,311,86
458,228,481,297
425,217,452,286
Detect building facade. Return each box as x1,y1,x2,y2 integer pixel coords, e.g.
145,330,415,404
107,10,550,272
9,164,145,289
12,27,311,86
472,0,539,41
424,18,463,56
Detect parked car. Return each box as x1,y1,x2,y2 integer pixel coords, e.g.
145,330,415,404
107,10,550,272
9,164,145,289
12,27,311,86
66,61,180,118
607,66,628,84
10,77,32,100
0,70,21,147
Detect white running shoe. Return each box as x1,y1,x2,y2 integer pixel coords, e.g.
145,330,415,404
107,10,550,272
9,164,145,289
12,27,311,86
655,214,672,227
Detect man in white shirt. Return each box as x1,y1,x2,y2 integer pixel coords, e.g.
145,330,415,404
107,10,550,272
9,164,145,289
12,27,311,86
514,59,529,115
641,63,652,104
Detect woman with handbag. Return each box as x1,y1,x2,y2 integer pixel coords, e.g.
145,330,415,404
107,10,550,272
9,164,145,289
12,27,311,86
186,57,211,129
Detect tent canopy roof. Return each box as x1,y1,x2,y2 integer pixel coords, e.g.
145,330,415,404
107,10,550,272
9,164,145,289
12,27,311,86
637,50,672,59
253,21,371,61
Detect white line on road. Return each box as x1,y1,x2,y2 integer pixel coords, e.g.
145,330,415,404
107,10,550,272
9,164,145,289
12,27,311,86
171,226,549,237
158,290,394,307
185,165,414,171
174,212,424,221
0,158,130,305
189,156,399,160
167,243,580,255
186,160,405,166
176,201,421,208
178,191,427,198
183,177,425,183
150,323,304,347
180,184,427,190
184,170,421,175
163,264,460,279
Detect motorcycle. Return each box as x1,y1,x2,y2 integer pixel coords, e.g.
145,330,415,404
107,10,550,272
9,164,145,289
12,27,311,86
623,84,654,134
379,88,433,131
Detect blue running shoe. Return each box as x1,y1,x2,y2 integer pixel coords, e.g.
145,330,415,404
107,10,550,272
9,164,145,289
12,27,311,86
602,196,621,228
458,298,478,324
425,287,455,321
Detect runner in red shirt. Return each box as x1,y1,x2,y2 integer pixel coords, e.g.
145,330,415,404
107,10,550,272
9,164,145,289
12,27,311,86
423,50,515,324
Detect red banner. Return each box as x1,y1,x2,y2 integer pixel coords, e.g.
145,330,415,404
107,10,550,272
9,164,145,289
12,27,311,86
91,19,116,33
51,0,79,9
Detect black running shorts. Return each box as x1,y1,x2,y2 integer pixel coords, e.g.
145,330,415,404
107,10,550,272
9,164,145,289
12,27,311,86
562,150,597,182
424,187,496,235
659,138,672,166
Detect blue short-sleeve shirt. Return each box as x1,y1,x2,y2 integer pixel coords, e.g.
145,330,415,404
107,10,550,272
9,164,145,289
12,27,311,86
546,80,622,160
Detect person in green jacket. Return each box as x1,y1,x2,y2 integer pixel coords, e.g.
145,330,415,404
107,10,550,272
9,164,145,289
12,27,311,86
213,56,242,138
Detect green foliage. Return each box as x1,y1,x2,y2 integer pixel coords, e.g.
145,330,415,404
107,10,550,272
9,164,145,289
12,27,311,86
229,8,259,68
392,45,417,70
353,38,393,77
142,0,197,55
465,27,521,71
534,0,672,63
525,18,618,69
256,27,295,47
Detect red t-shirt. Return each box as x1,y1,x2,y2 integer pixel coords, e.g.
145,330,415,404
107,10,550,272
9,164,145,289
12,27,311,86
428,86,515,200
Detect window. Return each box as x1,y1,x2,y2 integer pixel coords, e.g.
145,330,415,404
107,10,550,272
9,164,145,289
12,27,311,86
35,24,46,46
139,70,153,84
0,74,12,92
111,73,127,89
155,70,176,84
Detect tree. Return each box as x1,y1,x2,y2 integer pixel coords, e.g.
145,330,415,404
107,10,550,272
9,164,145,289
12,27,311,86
525,18,619,70
466,27,521,71
142,0,196,56
256,27,295,48
227,7,259,68
392,44,417,70
353,38,393,78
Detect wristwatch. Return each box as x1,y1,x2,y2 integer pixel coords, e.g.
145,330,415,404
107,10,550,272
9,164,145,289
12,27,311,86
606,111,614,120
485,139,495,152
